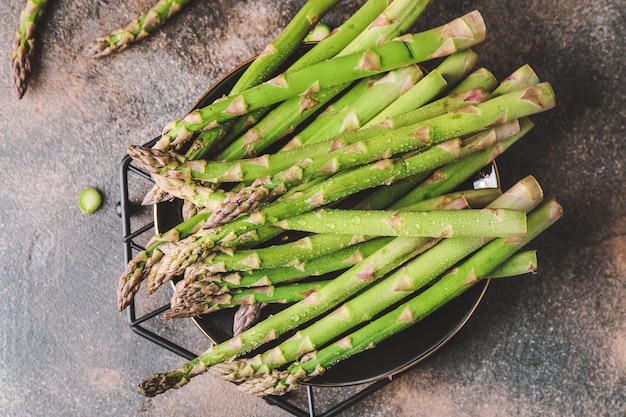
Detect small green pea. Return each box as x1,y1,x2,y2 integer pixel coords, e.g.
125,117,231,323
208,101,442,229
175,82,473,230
79,187,103,213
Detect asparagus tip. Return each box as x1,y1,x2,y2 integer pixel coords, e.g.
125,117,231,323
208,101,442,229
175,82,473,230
137,371,188,397
81,39,114,58
11,47,29,99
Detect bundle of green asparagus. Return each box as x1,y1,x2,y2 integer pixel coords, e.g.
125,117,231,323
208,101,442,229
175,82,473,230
115,0,562,399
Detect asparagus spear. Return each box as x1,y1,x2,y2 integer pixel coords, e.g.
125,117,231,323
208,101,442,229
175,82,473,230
82,0,193,58
486,250,538,278
211,176,543,382
275,208,527,238
491,64,541,97
11,0,48,99
146,233,367,294
239,197,562,396
167,280,331,319
151,11,487,151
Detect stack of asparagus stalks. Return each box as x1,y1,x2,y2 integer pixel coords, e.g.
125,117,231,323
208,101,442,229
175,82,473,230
116,0,563,398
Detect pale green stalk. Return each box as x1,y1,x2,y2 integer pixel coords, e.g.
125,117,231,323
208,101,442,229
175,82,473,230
275,208,527,238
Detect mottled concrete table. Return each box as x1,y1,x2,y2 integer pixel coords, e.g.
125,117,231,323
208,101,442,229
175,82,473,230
1,1,624,416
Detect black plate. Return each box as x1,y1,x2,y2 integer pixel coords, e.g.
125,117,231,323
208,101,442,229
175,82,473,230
154,46,498,387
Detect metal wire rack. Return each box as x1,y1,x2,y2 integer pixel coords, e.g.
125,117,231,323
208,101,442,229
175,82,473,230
117,147,401,417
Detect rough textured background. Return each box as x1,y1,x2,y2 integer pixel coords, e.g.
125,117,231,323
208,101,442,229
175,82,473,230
0,0,624,416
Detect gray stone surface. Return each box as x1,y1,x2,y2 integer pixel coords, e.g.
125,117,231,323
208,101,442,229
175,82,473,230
0,0,624,416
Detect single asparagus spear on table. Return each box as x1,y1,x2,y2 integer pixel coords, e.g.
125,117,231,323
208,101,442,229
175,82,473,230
238,196,562,396
11,0,48,99
82,0,193,58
